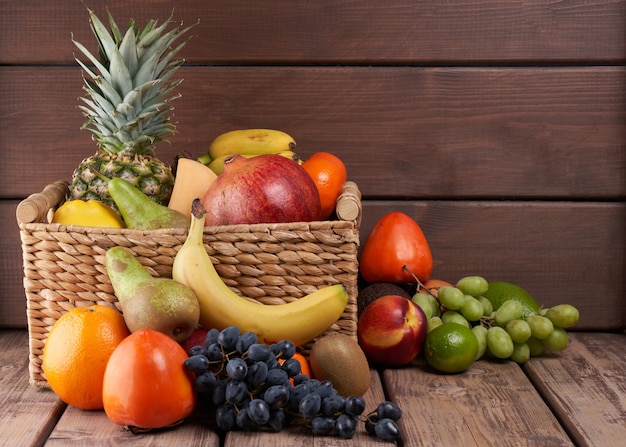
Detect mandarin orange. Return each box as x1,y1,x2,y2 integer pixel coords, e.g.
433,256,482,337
292,351,312,378
302,152,347,220
42,304,130,410
278,351,311,384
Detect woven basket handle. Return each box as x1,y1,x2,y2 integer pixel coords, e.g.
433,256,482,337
336,180,362,226
16,181,69,225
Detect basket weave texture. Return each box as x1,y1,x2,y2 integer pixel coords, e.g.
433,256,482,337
17,180,362,388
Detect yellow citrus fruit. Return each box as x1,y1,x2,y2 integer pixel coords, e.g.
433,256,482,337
42,305,130,410
483,281,541,318
52,199,124,228
424,322,478,373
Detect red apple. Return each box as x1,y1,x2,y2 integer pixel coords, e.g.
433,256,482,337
357,295,428,366
180,328,208,354
201,154,321,225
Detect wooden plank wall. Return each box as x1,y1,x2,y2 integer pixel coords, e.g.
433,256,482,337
1,0,625,330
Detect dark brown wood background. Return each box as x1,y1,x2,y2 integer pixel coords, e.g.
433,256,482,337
1,0,625,330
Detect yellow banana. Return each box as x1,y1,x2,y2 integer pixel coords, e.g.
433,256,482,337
172,200,349,346
207,150,301,175
208,129,296,160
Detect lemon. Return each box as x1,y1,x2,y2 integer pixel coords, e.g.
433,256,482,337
424,323,478,373
482,281,540,318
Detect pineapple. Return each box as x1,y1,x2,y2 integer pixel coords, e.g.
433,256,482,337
69,8,196,211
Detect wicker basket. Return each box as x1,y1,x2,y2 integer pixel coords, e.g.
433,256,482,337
16,180,362,388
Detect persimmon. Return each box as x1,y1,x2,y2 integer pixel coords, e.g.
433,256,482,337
360,211,433,284
102,329,196,430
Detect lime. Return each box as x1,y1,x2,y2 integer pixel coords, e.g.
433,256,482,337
424,323,478,373
482,281,540,318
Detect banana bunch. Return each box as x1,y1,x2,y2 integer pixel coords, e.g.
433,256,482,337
207,150,300,175
172,199,349,346
199,129,301,175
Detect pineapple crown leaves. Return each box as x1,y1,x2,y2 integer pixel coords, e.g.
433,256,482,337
72,7,198,155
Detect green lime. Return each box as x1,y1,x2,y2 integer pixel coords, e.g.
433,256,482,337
482,281,541,318
424,323,478,373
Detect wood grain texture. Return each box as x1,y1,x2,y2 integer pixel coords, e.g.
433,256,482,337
0,202,27,327
0,330,66,447
383,359,573,446
1,1,624,330
523,332,626,447
1,66,624,199
1,0,625,64
47,405,221,446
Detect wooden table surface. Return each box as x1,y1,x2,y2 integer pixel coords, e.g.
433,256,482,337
1,329,624,447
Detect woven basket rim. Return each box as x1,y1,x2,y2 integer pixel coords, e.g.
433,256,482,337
19,216,357,233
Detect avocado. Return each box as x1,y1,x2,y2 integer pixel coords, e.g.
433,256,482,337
357,282,411,317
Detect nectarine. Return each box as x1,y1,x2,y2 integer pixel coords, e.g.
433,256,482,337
357,295,428,366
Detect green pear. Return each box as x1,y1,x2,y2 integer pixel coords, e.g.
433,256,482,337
90,167,189,230
108,177,190,230
105,246,200,343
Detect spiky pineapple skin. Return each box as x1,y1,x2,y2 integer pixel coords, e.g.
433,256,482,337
66,8,196,213
70,152,174,212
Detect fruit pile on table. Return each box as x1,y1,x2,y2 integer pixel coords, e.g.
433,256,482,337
356,212,580,373
38,6,580,443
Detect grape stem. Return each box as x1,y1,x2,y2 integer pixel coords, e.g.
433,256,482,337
480,315,495,328
401,265,438,298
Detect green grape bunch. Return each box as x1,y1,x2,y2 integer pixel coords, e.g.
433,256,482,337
412,276,580,371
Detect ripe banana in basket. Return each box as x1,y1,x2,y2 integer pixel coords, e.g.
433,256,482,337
207,128,296,160
172,199,349,346
208,150,301,175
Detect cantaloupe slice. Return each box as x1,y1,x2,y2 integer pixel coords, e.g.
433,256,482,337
168,158,218,218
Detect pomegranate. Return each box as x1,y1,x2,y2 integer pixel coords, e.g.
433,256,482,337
201,154,322,225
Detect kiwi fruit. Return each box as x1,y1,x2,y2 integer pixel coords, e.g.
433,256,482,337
357,282,411,317
309,333,371,397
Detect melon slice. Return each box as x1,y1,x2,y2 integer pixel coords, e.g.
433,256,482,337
168,158,218,218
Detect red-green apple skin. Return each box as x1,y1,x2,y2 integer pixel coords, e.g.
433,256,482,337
180,328,208,355
357,295,428,366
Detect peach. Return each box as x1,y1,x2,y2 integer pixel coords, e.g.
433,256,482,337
419,278,453,297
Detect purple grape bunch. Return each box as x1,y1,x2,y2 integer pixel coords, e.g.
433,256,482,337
183,325,402,441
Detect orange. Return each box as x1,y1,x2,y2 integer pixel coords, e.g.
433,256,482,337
302,152,347,220
279,351,311,383
293,352,312,378
42,304,130,410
